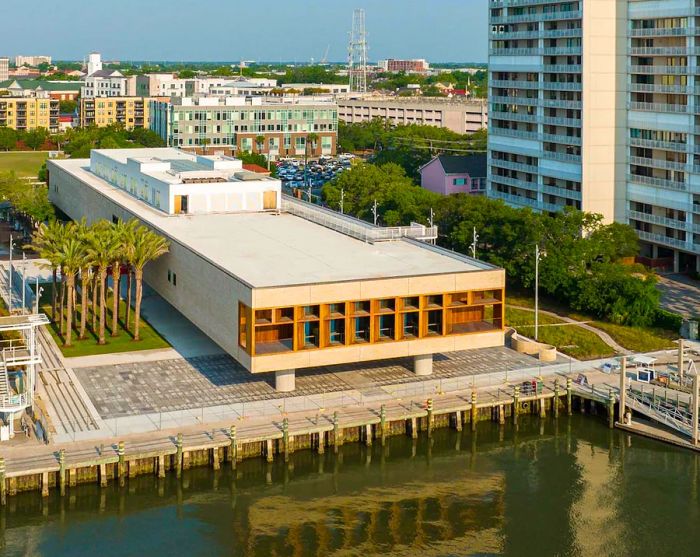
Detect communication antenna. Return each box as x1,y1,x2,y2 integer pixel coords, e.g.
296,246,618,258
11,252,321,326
348,8,368,93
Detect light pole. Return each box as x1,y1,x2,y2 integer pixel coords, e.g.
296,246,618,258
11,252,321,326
470,226,479,259
534,244,545,341
8,233,15,313
339,188,345,214
35,276,43,315
372,199,378,226
21,252,26,314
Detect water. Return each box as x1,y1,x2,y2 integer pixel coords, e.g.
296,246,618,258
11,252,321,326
2,415,700,557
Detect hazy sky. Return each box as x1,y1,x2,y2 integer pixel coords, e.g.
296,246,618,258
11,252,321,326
3,0,488,63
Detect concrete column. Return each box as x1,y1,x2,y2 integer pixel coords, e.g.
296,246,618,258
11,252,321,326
414,354,433,376
673,250,680,273
679,339,685,380
619,356,627,423
275,369,296,392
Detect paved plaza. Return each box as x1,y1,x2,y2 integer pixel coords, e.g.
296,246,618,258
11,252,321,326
73,347,561,419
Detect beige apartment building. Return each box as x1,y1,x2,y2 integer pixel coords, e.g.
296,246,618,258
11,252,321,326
337,96,488,134
0,96,59,132
79,97,152,129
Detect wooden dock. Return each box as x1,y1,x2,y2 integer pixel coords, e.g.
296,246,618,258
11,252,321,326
0,375,617,505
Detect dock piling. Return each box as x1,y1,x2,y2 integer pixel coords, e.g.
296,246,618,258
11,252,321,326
229,425,237,470
410,417,418,439
566,378,573,415
58,449,66,496
266,439,274,462
619,356,627,423
282,417,290,462
513,386,520,424
427,398,434,437
554,380,560,418
365,423,373,446
175,433,183,478
380,405,386,446
470,392,477,432
608,389,615,429
157,455,166,478
0,457,6,506
539,397,546,419
117,441,125,487
454,410,463,432
333,411,341,452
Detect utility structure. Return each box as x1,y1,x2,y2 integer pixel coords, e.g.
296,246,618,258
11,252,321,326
348,8,368,93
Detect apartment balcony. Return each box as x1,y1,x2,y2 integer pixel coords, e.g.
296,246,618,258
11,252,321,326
488,157,539,174
628,101,690,114
629,156,688,172
629,27,689,38
542,64,581,73
490,79,540,89
489,111,538,124
628,210,688,231
491,10,582,25
490,189,540,208
490,174,539,191
490,48,543,56
542,184,581,200
629,137,688,153
627,173,688,192
542,133,581,146
542,81,582,91
540,150,581,164
541,115,581,127
636,230,695,251
630,83,693,95
541,201,569,213
629,47,691,56
540,99,582,109
491,95,539,106
492,128,540,141
542,46,581,56
629,65,690,75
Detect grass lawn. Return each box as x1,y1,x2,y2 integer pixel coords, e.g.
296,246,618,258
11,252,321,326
507,291,676,353
506,306,615,360
40,288,170,358
0,151,51,178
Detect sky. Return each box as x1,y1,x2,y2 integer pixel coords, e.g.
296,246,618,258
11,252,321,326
3,0,488,63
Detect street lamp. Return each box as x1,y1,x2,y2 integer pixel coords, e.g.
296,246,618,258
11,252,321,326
21,252,26,314
534,244,546,341
8,233,15,313
35,276,43,315
470,226,479,259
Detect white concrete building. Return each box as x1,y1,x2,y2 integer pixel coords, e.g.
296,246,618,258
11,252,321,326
0,58,9,82
14,55,51,67
81,69,128,98
48,148,505,392
134,74,193,98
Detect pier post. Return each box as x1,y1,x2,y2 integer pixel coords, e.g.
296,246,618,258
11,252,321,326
693,373,699,446
365,424,373,446
117,441,125,487
229,426,237,470
454,410,463,432
554,380,560,418
410,417,418,439
317,431,325,454
619,356,627,423
498,405,505,425
427,398,434,437
679,339,685,380
608,389,615,429
41,472,49,497
0,457,5,506
211,447,220,470
58,449,66,496
99,463,107,487
539,397,546,419
470,392,478,432
157,455,166,478
282,417,290,462
513,386,520,424
266,439,274,462
566,378,573,415
380,405,387,446
333,411,342,452
175,433,183,478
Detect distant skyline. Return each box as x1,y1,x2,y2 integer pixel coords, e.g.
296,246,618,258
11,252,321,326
3,0,488,63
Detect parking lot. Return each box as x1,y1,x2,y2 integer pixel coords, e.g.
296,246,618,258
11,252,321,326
277,155,354,199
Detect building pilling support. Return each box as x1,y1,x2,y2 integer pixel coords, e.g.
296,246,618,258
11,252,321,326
0,387,626,503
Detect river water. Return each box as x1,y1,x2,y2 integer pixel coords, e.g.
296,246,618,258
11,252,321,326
2,415,699,557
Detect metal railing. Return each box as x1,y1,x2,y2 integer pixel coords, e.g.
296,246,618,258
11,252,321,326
281,195,438,243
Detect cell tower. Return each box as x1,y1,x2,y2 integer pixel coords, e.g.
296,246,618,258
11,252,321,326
348,8,368,93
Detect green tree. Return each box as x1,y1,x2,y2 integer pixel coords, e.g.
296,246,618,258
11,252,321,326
87,223,120,345
0,127,18,151
23,127,49,150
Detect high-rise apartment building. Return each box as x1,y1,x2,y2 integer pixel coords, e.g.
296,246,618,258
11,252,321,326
14,55,51,67
79,97,150,129
0,58,8,82
488,0,700,272
0,97,59,132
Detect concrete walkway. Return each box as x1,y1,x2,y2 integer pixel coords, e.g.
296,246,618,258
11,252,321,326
657,274,700,319
510,304,632,355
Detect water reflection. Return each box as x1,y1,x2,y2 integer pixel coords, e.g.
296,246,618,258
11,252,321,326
1,416,699,557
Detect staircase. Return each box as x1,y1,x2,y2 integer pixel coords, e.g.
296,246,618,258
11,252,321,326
0,362,10,405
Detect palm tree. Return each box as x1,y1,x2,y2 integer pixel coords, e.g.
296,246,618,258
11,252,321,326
74,219,93,340
26,220,66,320
255,135,266,154
121,220,139,332
130,227,169,341
59,237,87,347
87,223,119,345
109,221,128,337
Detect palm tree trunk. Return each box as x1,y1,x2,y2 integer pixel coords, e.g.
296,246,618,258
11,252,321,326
65,274,74,347
97,268,107,345
125,268,132,332
59,270,65,336
91,272,98,331
79,270,89,339
111,262,120,337
134,268,144,341
51,267,57,320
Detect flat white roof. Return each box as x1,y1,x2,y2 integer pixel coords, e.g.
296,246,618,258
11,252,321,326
53,159,496,289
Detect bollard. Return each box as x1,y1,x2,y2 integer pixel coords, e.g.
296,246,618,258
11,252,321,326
513,386,520,424
282,417,290,462
498,404,505,425
608,389,615,429
470,391,478,432
58,448,66,496
175,433,183,478
380,405,387,446
117,441,126,487
427,398,434,437
566,378,573,415
553,380,560,418
229,425,237,470
0,457,5,506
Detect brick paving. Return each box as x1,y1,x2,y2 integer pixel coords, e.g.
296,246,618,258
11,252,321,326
73,347,563,419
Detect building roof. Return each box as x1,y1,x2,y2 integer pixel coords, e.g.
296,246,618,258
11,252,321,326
52,158,496,289
0,79,82,92
242,163,271,175
425,155,487,177
87,69,124,78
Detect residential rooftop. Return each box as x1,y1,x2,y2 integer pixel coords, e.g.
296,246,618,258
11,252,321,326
52,157,496,289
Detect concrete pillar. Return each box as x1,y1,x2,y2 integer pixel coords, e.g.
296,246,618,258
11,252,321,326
365,424,373,446
117,441,125,487
275,369,296,392
679,339,685,380
414,354,433,376
608,389,615,429
99,463,107,487
619,356,627,423
673,250,680,273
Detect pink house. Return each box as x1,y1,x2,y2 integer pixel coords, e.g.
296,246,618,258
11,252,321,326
419,155,487,196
